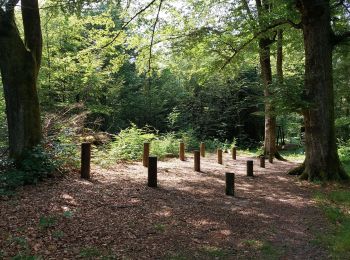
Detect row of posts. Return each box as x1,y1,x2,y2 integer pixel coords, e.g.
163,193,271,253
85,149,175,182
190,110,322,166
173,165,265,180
80,141,274,196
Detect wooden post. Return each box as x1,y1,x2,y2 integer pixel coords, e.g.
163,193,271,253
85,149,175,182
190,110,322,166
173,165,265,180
148,156,157,188
225,172,235,196
269,153,273,164
81,143,91,179
260,156,265,168
247,160,254,177
200,142,205,157
179,142,185,161
217,149,223,164
143,142,150,167
194,150,200,172
232,147,237,160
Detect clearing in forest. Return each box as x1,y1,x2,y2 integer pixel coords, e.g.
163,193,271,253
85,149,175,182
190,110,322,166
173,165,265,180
0,153,330,259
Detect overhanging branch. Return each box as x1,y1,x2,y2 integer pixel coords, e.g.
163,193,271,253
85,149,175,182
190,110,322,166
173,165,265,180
221,18,301,69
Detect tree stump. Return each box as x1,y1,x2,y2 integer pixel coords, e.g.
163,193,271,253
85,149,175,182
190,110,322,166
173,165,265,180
81,143,91,179
232,147,237,160
217,149,223,164
200,142,205,157
225,172,235,196
260,156,265,168
179,142,185,161
143,142,150,167
148,156,157,187
247,160,254,177
194,150,200,172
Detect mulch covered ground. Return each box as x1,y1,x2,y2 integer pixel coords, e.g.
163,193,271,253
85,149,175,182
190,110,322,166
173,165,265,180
0,153,330,259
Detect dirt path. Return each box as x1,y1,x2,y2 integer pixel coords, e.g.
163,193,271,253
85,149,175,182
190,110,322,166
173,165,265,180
0,153,330,259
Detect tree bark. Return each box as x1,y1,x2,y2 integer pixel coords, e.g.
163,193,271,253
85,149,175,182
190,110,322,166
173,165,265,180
295,0,348,181
0,0,42,162
255,0,277,159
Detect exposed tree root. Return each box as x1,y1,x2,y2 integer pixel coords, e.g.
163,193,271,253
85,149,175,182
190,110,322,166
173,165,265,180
274,151,286,161
288,163,305,176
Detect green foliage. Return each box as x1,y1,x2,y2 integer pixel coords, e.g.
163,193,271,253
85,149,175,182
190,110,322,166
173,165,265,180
150,133,179,159
338,139,350,163
106,124,155,161
315,189,350,258
0,146,59,194
39,216,58,229
79,247,102,258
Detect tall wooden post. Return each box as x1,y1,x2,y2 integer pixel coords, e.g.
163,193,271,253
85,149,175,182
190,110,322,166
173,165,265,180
260,156,265,168
225,172,235,196
143,142,150,167
217,149,223,164
148,156,157,187
81,143,91,179
247,160,254,177
200,142,205,157
232,147,237,160
179,142,185,161
194,151,200,172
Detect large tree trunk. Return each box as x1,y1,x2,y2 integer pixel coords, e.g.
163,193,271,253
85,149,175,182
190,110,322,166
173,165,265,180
0,0,42,162
258,38,277,158
295,0,348,181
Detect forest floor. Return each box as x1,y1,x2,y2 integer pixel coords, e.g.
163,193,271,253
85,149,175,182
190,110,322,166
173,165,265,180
0,153,332,259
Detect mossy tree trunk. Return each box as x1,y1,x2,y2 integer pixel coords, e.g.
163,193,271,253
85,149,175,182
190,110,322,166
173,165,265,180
0,0,42,162
292,0,348,181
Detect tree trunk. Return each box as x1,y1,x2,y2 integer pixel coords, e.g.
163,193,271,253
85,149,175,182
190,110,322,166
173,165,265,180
295,0,348,181
255,0,277,158
0,1,42,162
259,38,277,158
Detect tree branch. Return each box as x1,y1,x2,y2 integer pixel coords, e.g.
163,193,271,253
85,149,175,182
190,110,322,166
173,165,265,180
221,18,301,69
148,0,163,79
102,0,158,49
21,0,42,69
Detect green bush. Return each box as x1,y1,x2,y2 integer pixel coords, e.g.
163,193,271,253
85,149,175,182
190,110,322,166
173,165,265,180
150,133,179,159
338,139,350,162
0,146,59,194
99,124,155,164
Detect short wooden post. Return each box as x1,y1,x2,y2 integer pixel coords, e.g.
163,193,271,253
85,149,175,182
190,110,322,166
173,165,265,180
260,156,265,168
200,142,205,157
143,142,150,167
179,142,185,161
217,149,223,164
194,150,200,172
225,172,235,196
247,160,254,177
232,147,237,160
148,156,157,187
81,143,91,179
269,153,273,164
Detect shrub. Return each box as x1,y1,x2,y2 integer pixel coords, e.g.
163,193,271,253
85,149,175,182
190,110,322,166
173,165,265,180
150,133,179,159
0,145,59,194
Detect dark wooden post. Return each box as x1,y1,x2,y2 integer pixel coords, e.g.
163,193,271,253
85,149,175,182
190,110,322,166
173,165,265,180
217,149,223,164
148,156,157,187
260,156,265,168
143,142,150,167
247,160,254,177
200,142,205,157
179,142,185,161
232,147,237,160
269,153,273,164
225,172,235,196
81,143,91,179
194,150,200,172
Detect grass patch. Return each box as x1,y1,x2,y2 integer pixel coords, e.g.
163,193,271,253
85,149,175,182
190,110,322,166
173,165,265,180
314,189,350,259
